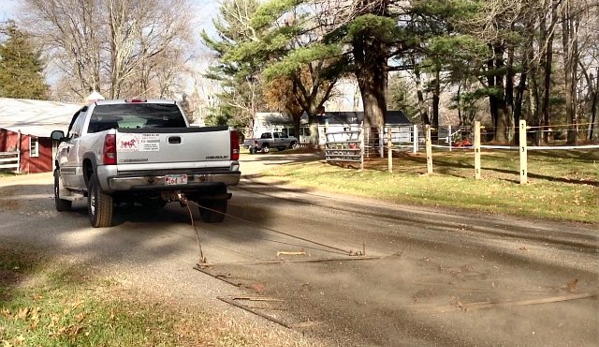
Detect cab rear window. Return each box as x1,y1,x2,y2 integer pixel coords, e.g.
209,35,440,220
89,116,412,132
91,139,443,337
88,103,186,133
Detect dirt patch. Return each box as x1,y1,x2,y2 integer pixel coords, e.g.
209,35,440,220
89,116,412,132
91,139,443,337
0,269,22,301
0,269,20,286
0,187,21,210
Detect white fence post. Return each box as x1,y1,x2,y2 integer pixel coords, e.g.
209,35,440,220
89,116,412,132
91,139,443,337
413,125,419,153
474,121,481,179
425,125,433,174
360,125,365,171
519,120,528,184
380,125,384,158
387,127,392,173
448,125,452,152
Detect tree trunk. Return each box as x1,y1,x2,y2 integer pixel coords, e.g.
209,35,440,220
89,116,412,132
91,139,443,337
563,1,579,145
431,68,440,129
456,84,463,126
413,58,430,125
353,30,388,155
591,67,598,141
514,50,531,145
486,43,509,143
539,0,559,144
505,40,515,142
514,20,534,142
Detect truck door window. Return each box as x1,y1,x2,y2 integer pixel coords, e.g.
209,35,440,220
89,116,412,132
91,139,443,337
261,133,271,139
273,132,280,139
69,110,87,139
278,132,287,138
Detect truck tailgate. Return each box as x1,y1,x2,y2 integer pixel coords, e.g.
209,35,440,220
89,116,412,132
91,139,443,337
115,127,231,166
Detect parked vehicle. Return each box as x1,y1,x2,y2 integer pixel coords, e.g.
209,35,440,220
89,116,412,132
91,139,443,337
51,99,241,227
243,131,299,154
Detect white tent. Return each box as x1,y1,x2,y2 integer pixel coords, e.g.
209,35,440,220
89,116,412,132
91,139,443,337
85,91,105,104
0,98,82,137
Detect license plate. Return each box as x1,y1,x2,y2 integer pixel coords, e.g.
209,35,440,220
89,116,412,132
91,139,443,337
165,174,187,185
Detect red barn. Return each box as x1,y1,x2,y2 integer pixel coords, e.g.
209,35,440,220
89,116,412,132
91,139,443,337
0,98,81,174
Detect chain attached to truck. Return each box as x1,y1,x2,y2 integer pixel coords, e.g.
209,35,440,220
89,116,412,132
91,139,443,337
167,192,208,264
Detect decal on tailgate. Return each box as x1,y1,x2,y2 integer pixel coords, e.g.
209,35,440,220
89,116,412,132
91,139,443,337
117,134,160,152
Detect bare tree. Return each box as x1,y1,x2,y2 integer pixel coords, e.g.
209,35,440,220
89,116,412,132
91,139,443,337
18,0,195,100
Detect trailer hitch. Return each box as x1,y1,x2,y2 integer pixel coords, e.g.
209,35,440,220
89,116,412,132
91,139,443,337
160,191,188,207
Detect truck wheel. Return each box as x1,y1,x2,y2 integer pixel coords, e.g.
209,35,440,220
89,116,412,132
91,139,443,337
88,175,113,228
290,141,299,149
197,185,228,223
249,146,256,154
198,199,227,223
54,169,72,212
261,144,270,154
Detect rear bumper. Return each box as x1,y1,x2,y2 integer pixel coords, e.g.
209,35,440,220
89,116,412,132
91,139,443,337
101,171,240,192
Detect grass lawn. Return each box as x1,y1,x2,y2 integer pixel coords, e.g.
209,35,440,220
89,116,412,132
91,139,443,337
0,245,320,347
260,149,599,224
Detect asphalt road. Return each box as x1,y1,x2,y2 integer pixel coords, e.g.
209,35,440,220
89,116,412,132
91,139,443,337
1,153,598,347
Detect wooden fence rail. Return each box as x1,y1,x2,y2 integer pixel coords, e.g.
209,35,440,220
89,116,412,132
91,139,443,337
0,151,20,172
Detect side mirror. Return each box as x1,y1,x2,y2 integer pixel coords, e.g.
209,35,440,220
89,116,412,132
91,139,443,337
51,130,66,141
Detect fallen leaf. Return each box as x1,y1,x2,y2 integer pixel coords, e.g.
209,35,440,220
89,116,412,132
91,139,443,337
15,308,29,320
250,283,266,293
567,279,578,293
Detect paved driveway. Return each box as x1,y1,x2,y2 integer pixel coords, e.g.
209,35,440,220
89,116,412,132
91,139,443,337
1,153,597,346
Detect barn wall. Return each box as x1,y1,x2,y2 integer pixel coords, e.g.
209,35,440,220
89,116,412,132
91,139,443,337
0,129,19,152
1,128,53,173
19,134,53,174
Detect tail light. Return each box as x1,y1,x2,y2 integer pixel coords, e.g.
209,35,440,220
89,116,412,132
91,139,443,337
230,130,240,161
103,134,117,165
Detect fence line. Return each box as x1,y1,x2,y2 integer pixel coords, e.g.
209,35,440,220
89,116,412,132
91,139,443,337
324,122,598,179
384,121,598,184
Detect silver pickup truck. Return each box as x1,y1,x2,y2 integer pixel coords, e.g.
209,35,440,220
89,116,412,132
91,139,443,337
243,131,299,154
51,99,241,227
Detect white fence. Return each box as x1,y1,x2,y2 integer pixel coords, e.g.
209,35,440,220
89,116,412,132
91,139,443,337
0,151,20,172
386,121,599,184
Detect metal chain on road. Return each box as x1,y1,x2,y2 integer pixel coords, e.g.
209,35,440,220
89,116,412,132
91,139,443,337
181,198,364,266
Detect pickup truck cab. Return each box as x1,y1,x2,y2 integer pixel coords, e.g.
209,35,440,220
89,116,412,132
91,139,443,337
51,99,241,227
243,131,299,154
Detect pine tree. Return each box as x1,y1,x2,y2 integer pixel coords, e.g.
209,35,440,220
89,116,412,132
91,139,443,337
200,0,264,128
0,21,49,100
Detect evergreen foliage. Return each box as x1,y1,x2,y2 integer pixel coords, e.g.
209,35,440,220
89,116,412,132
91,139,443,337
0,21,49,100
200,0,264,127
200,0,599,143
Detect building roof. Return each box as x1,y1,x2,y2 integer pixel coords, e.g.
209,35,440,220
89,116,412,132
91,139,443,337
0,98,82,137
254,112,294,128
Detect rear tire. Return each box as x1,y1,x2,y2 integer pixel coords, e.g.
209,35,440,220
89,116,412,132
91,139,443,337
54,169,72,212
88,175,113,228
290,141,299,149
261,144,270,154
198,199,227,223
197,185,228,223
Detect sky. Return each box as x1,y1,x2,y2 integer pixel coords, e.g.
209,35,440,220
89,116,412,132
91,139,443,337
0,0,19,22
